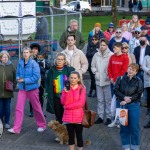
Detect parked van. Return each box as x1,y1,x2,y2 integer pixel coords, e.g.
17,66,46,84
61,1,92,13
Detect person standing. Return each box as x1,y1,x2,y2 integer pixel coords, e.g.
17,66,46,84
108,27,128,52
122,42,136,64
128,0,133,12
29,43,50,117
8,47,46,134
62,35,88,79
35,12,49,40
107,42,129,127
46,53,75,124
114,63,143,150
61,71,86,150
88,23,104,48
129,27,142,54
103,22,115,41
86,35,99,97
91,38,113,125
59,19,85,50
0,51,16,129
134,36,150,81
142,55,150,128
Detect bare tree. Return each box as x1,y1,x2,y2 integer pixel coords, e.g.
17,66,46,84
112,0,117,27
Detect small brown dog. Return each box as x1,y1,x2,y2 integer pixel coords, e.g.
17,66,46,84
48,120,91,146
48,120,69,145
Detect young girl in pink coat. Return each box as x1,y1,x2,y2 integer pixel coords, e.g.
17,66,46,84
61,71,86,150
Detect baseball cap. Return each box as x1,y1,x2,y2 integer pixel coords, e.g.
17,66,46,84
108,23,114,28
145,18,150,25
135,27,141,32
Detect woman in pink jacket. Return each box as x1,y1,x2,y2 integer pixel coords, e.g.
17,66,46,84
61,71,86,150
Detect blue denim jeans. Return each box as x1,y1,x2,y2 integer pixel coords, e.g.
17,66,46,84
120,102,140,150
0,98,11,124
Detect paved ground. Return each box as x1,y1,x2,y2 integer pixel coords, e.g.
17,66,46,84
0,75,150,150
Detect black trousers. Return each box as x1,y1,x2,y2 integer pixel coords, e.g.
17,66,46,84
89,69,96,91
146,87,150,109
30,81,45,113
66,124,83,147
53,96,64,124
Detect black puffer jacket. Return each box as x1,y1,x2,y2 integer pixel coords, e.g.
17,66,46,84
114,73,143,103
86,42,99,70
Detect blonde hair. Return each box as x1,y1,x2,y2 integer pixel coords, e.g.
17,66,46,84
122,42,129,48
129,15,141,30
0,51,10,59
54,52,69,66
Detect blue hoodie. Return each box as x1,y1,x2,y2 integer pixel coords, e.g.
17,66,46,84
16,58,40,91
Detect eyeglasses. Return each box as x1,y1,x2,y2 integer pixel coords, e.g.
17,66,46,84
56,59,64,61
135,31,140,34
122,47,128,49
116,31,122,34
92,39,98,41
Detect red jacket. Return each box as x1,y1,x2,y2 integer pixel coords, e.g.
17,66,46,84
108,54,129,82
61,85,86,123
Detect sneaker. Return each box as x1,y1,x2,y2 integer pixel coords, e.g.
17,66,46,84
7,128,15,134
37,127,46,132
55,137,60,142
4,124,10,129
144,122,150,128
94,117,103,124
28,112,33,117
108,120,116,127
105,118,111,125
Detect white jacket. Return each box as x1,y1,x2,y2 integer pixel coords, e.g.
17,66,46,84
62,45,88,79
91,48,113,86
142,55,150,88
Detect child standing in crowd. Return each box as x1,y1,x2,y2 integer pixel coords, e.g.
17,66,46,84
86,35,99,97
8,47,46,134
107,42,129,127
61,71,86,150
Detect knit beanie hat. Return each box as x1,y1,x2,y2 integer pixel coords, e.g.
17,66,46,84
95,23,101,28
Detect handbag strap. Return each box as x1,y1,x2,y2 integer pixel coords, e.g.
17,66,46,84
79,86,88,110
3,66,7,81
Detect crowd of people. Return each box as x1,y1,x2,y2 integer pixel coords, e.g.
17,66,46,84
0,16,150,150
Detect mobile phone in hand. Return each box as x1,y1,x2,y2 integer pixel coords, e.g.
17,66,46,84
65,80,70,91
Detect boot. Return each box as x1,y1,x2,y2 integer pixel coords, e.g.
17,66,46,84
105,118,111,125
88,89,93,97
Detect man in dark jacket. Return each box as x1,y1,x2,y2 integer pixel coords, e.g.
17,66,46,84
59,19,85,50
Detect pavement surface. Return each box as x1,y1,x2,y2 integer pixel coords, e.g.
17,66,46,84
0,75,150,150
